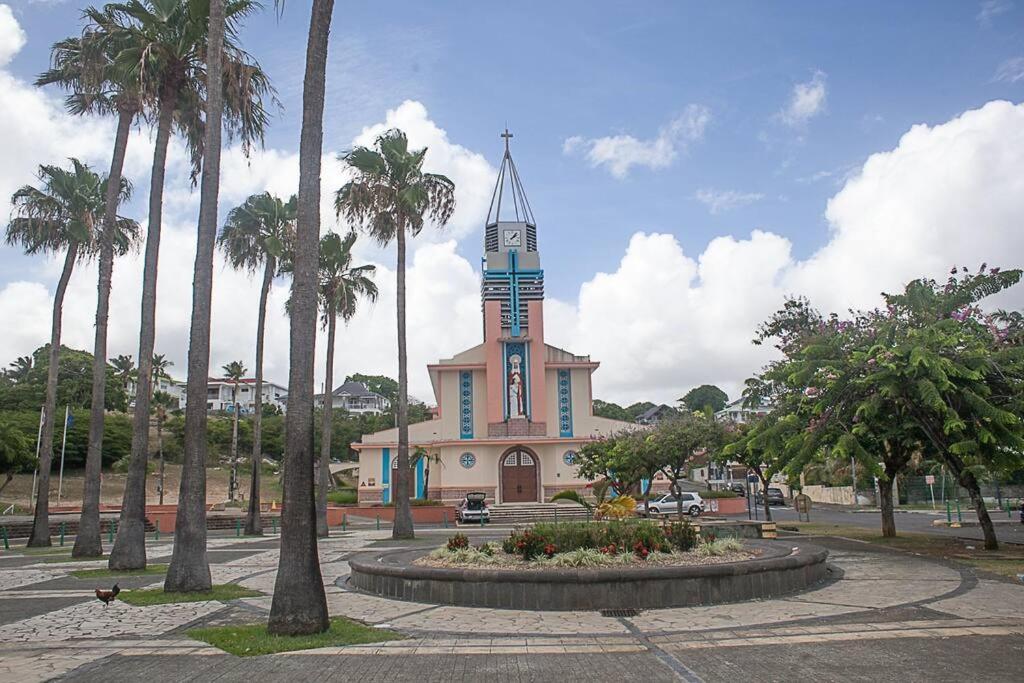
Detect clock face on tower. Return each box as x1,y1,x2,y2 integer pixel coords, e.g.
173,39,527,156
502,229,522,247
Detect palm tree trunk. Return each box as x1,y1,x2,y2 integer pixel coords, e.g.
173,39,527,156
393,219,413,539
108,92,174,569
245,260,274,535
27,243,79,547
316,313,336,538
268,0,332,636
758,471,773,523
230,384,239,501
158,416,165,506
423,459,431,500
76,108,133,558
164,0,227,592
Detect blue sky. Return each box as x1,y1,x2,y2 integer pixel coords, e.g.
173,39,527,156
1,1,1023,403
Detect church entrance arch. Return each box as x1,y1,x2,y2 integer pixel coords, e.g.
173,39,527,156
500,446,539,503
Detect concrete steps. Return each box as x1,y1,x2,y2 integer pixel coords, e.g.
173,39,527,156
484,503,590,526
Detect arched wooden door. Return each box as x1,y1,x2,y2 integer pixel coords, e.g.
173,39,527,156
501,448,538,503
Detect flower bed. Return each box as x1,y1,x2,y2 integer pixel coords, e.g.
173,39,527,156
414,521,756,570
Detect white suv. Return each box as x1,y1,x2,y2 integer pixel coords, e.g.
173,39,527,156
635,493,705,517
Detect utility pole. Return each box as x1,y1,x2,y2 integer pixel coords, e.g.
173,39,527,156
57,406,69,506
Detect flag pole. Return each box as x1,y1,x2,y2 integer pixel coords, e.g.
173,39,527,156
57,406,69,506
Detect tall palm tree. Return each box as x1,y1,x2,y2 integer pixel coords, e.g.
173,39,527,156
336,128,456,540
151,353,172,388
6,159,133,547
38,4,147,559
110,354,136,397
268,0,335,636
218,192,296,535
314,232,378,537
222,361,247,501
101,0,273,574
165,0,276,590
151,390,175,505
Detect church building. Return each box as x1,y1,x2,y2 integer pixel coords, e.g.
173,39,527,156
355,134,632,505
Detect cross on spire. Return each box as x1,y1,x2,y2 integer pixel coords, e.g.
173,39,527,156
501,128,513,152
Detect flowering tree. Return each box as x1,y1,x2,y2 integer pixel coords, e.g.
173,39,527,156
748,266,1024,549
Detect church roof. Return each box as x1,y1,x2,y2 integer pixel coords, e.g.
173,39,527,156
486,129,536,227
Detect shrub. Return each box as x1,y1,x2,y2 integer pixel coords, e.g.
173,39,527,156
475,542,495,556
696,537,744,557
550,489,584,505
542,548,608,567
506,529,549,560
446,533,469,552
665,520,699,552
701,489,742,499
327,490,357,505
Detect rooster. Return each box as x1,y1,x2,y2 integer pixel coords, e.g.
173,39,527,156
95,583,120,607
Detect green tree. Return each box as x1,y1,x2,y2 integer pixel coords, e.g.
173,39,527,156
219,191,296,535
336,128,456,541
0,418,33,498
314,232,378,537
0,346,128,413
650,414,726,520
7,159,129,547
110,354,136,396
679,385,728,414
592,399,631,421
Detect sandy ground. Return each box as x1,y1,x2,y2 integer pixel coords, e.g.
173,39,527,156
1,464,283,510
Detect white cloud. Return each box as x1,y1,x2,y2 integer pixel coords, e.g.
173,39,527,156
549,100,1024,404
778,71,827,127
994,56,1024,83
563,105,711,178
0,5,25,67
694,188,765,214
977,0,1013,26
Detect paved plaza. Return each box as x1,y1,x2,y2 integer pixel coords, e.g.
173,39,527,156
0,529,1022,682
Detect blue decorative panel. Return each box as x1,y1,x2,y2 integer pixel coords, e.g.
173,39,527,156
460,452,476,469
563,450,577,466
558,369,573,437
504,341,529,420
459,371,473,439
381,447,390,504
415,457,425,498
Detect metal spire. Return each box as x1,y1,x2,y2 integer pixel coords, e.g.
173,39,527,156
486,128,536,227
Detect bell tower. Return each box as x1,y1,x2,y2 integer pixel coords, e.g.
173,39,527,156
482,131,548,436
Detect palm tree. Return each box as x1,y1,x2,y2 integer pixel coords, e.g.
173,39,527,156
6,159,132,547
110,354,136,396
314,232,378,537
268,0,335,636
336,128,456,540
98,0,272,575
38,4,147,559
151,390,175,505
151,353,172,388
6,357,33,383
218,192,296,535
222,361,247,502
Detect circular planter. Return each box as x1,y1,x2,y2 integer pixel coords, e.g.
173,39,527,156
348,540,830,611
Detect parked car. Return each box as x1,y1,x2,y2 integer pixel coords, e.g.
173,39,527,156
755,487,787,506
635,493,705,517
456,492,490,524
728,483,747,497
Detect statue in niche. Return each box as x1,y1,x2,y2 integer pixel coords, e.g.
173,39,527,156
507,353,526,418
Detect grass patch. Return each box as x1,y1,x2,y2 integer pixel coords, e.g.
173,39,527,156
189,616,403,656
119,583,261,606
781,522,1024,578
71,563,167,578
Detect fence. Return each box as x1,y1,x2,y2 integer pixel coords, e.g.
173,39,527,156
899,475,1024,508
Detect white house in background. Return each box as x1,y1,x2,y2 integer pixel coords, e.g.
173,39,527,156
315,380,390,415
714,396,773,424
180,377,289,414
126,376,186,409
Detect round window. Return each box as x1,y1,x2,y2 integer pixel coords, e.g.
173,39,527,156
460,452,476,469
563,450,578,466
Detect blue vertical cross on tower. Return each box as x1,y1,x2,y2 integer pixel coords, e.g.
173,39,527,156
485,250,542,337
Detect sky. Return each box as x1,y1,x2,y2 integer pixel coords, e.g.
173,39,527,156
0,0,1023,406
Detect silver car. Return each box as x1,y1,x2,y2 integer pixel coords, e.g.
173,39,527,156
635,493,705,517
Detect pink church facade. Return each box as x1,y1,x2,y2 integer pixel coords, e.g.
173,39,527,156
355,136,631,505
